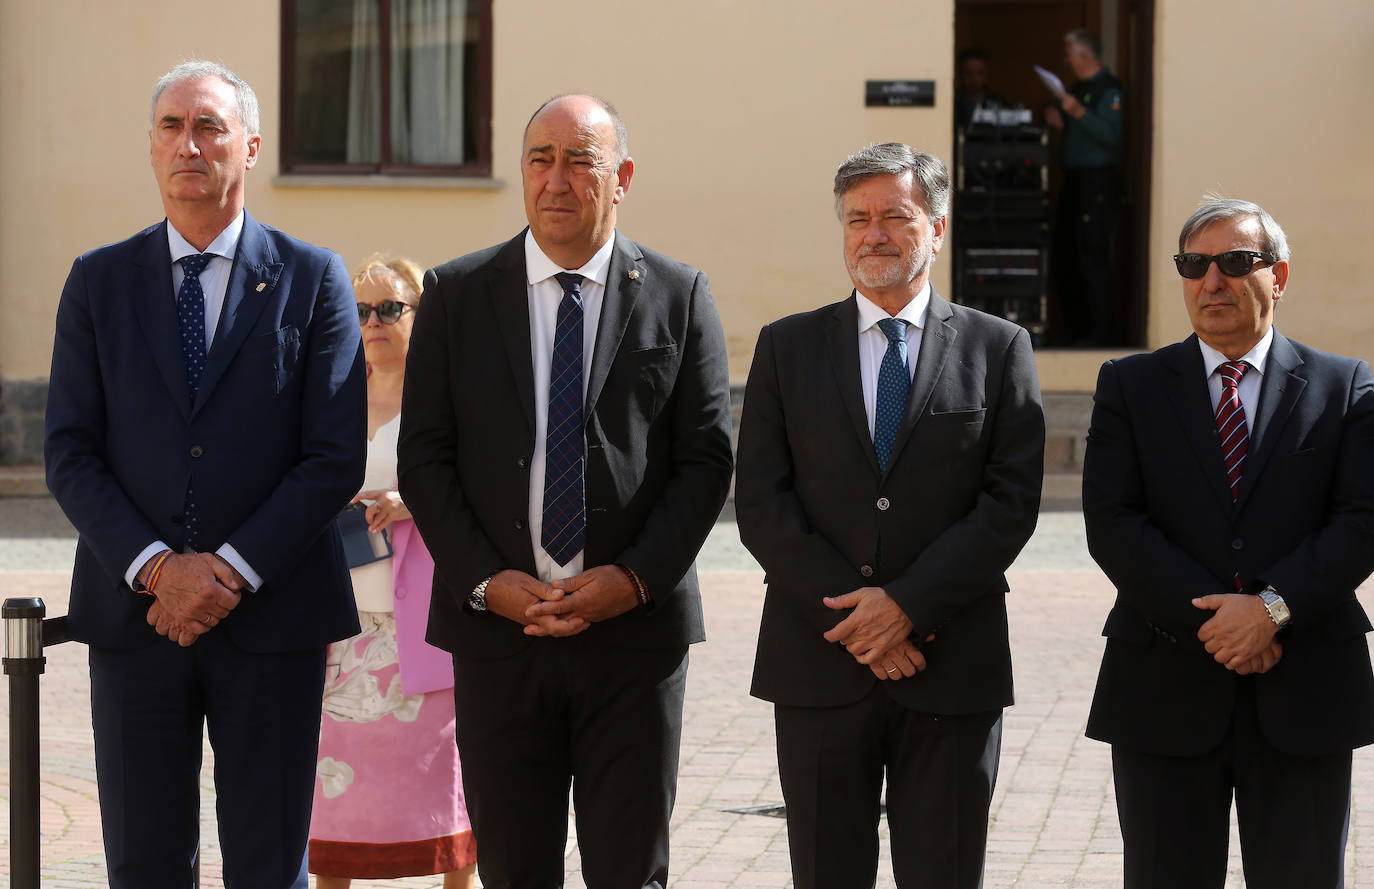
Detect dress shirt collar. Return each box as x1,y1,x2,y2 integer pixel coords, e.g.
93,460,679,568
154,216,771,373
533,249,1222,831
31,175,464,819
524,229,615,289
1197,326,1274,378
166,210,244,264
855,282,930,336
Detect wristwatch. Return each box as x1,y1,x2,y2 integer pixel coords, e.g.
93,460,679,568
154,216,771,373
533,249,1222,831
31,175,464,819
467,574,495,612
1258,586,1292,629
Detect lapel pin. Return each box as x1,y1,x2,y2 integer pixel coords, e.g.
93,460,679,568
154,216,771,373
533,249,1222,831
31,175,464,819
628,269,640,280
255,283,266,292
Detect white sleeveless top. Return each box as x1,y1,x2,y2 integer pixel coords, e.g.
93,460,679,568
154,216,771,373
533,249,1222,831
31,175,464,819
350,413,401,612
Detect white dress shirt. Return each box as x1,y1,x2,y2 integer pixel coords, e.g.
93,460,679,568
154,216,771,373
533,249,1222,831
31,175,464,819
855,283,929,438
1198,326,1274,435
524,230,615,583
123,212,261,591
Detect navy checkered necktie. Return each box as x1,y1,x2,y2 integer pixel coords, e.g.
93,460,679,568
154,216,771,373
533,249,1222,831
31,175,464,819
873,317,911,474
542,273,587,566
177,253,212,548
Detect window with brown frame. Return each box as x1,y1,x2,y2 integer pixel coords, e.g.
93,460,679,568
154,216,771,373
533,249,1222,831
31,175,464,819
282,0,491,176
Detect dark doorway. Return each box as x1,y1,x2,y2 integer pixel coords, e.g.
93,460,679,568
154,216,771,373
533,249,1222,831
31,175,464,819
951,0,1153,348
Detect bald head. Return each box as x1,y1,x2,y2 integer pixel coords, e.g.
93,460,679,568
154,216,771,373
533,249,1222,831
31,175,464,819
524,94,629,169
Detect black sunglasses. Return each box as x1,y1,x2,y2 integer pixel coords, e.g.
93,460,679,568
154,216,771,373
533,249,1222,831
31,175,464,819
1173,250,1277,279
357,300,413,325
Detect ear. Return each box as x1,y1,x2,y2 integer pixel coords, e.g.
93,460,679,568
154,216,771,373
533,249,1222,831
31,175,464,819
1270,258,1288,300
244,133,262,171
930,214,948,255
612,157,634,205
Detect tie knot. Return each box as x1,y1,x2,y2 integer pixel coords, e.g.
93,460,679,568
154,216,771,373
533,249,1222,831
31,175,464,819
1219,360,1248,387
877,317,907,344
554,273,584,296
179,253,212,278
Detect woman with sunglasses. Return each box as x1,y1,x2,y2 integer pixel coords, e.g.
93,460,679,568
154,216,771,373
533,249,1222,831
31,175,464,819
308,256,476,889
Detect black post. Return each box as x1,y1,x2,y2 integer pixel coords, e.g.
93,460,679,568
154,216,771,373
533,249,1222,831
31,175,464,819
4,597,46,889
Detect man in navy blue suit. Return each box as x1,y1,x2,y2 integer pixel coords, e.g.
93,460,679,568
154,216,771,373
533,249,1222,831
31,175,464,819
44,61,366,889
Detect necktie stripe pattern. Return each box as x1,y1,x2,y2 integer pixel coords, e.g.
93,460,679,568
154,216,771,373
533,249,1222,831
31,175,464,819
542,273,587,566
1214,360,1249,502
177,253,212,549
873,317,911,474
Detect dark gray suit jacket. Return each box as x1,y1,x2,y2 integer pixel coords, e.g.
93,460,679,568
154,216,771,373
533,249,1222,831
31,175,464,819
1084,331,1374,756
397,230,734,659
737,290,1045,714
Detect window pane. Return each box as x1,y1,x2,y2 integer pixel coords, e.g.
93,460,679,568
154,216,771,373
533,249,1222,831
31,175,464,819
292,0,381,164
390,0,474,165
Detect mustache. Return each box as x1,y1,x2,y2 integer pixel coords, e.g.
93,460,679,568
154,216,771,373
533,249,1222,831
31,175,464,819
857,246,901,259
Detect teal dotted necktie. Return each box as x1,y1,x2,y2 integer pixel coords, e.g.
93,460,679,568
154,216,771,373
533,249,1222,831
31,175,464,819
873,318,910,474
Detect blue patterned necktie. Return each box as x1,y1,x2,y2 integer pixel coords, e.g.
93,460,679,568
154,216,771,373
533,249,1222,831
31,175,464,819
177,253,212,548
542,273,587,566
873,317,911,474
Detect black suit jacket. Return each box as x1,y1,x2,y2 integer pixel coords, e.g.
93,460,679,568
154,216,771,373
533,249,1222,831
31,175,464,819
397,230,734,659
44,213,367,652
1083,331,1374,757
736,291,1045,714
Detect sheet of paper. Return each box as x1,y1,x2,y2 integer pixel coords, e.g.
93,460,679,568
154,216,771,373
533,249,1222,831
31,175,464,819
1033,65,1066,98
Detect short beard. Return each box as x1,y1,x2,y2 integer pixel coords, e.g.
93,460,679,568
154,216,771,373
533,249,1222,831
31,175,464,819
848,249,928,290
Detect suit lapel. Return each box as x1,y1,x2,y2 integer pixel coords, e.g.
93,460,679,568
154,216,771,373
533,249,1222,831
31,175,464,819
1162,337,1234,512
1236,330,1305,508
130,222,193,419
491,233,537,438
826,295,881,475
192,213,281,416
888,290,955,467
585,234,644,419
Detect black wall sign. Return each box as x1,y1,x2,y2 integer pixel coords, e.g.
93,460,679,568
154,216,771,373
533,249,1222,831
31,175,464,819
865,80,935,107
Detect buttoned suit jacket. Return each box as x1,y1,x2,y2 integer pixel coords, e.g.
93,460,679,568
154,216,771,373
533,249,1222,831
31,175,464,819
397,230,734,659
44,212,367,652
1083,331,1374,757
736,290,1045,714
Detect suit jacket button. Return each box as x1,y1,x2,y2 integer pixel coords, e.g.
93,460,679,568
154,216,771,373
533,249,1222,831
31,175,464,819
1231,538,1244,550
876,497,891,511
860,564,874,577
514,519,524,530
395,587,407,599
517,456,528,469
190,445,204,458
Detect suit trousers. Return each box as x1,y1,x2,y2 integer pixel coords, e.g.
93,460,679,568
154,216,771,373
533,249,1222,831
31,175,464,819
452,638,689,889
1112,678,1352,889
775,685,1003,889
88,631,327,889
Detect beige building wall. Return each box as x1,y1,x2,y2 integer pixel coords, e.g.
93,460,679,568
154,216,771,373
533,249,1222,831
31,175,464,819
0,0,954,388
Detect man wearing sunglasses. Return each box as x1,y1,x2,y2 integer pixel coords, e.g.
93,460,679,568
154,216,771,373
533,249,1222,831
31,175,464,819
1082,197,1374,888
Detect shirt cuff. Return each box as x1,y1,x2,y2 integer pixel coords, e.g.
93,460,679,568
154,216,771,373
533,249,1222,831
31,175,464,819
216,543,262,592
126,542,172,590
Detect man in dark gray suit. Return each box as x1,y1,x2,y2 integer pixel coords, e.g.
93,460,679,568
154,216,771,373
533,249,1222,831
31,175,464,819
1083,197,1374,888
397,94,734,889
735,143,1045,889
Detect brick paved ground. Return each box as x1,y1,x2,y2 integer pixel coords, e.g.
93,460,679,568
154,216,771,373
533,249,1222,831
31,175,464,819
3,509,1373,887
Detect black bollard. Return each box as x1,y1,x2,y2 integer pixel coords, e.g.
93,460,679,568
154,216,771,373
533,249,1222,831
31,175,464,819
4,597,47,889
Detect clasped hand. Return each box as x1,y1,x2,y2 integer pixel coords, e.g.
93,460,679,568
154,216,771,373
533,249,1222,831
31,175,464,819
144,552,245,647
821,587,932,680
1193,593,1282,675
484,566,639,637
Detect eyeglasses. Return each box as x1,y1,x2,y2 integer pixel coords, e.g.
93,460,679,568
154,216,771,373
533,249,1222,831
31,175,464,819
1173,250,1277,279
357,300,413,325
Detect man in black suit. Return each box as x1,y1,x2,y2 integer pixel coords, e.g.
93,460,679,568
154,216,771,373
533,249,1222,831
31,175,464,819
397,94,733,889
1083,197,1374,888
735,142,1045,889
43,61,365,888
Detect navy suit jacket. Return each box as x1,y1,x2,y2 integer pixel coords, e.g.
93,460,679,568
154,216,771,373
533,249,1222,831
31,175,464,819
737,291,1046,714
1083,331,1374,756
45,212,367,652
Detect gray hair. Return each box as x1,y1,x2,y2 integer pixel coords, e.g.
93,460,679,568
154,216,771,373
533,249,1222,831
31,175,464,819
524,94,630,169
150,60,260,138
1064,28,1102,60
1178,196,1291,262
833,143,950,219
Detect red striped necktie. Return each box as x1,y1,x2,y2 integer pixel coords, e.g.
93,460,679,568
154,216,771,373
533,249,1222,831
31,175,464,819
1215,360,1250,502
